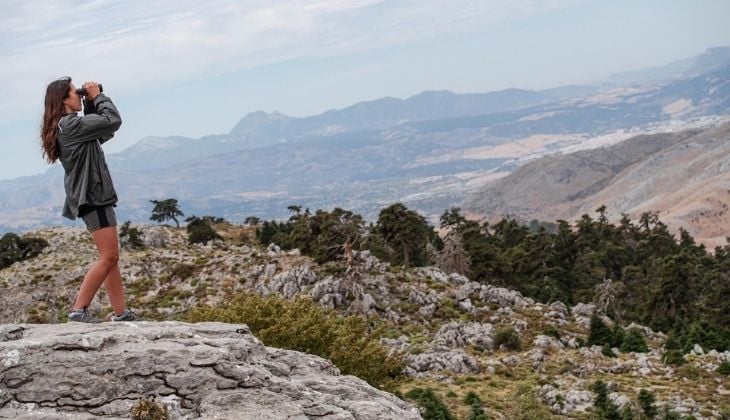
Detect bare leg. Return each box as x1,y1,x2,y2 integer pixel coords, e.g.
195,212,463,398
73,227,124,312
104,261,126,316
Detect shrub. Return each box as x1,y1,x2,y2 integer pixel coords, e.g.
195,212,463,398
661,350,686,366
718,361,730,375
588,315,614,347
620,328,649,353
130,397,169,420
463,391,489,420
637,389,657,418
611,324,626,348
543,325,561,340
405,388,455,420
493,325,522,351
0,233,49,269
186,216,223,245
185,292,405,390
510,381,555,419
591,380,621,420
120,221,146,250
602,343,616,358
171,263,194,281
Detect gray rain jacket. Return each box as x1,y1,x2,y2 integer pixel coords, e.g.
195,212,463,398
57,93,122,220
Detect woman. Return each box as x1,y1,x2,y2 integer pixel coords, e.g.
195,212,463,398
41,77,138,323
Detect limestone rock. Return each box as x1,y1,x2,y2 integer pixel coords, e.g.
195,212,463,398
0,322,419,419
143,226,170,248
571,303,595,317
533,335,565,350
477,284,532,308
406,346,481,376
433,321,494,351
267,265,319,299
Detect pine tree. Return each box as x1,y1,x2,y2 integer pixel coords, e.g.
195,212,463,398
637,389,657,418
149,198,184,228
374,203,434,267
588,315,614,347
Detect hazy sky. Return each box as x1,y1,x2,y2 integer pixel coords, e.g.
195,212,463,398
1,0,729,180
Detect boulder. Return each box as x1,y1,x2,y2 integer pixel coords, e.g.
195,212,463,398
0,322,419,419
433,321,494,350
406,346,481,376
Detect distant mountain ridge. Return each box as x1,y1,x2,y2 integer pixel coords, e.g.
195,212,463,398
0,47,728,232
602,46,730,85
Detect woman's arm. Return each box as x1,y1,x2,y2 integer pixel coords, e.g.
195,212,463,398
82,97,114,145
59,94,122,145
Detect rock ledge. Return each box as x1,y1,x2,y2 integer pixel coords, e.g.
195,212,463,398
0,322,419,419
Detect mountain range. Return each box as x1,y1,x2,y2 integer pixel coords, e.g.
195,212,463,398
1,47,729,233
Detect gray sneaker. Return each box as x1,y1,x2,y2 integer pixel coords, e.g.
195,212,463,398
112,309,141,322
68,307,102,323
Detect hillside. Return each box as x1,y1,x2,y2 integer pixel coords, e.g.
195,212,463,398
1,225,729,418
467,122,730,248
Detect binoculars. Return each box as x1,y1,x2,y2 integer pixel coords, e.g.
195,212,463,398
76,84,104,96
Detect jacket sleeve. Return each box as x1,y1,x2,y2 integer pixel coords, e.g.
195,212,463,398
60,94,122,145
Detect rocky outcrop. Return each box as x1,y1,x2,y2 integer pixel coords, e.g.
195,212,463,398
0,322,420,419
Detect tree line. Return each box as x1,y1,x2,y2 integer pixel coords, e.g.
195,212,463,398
145,198,730,352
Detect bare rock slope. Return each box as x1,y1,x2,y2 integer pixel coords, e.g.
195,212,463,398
0,322,420,419
468,122,730,247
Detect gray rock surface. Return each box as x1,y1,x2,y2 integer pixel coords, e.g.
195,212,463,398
406,346,481,376
0,322,420,419
433,321,494,351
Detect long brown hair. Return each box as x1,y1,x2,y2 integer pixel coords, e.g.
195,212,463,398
40,77,72,164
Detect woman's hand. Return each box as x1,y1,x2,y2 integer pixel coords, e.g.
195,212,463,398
83,81,101,100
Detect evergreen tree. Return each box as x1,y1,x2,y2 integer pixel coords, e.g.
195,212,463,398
620,329,649,353
591,380,621,420
150,198,184,228
374,203,434,267
405,388,455,420
185,215,223,245
637,389,657,418
588,315,614,347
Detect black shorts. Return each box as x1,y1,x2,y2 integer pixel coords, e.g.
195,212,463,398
79,205,117,233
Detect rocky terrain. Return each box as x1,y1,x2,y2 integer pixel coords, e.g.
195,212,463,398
1,225,729,418
0,322,419,419
468,122,730,249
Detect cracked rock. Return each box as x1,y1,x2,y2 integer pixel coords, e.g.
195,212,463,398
0,322,419,419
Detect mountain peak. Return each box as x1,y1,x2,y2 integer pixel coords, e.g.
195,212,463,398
230,110,294,134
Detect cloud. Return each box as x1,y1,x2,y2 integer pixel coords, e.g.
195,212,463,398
1,0,583,121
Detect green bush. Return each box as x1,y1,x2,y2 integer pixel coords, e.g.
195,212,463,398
591,380,620,419
186,216,223,245
130,397,169,420
171,263,194,281
0,233,48,269
510,381,555,419
405,388,455,420
463,391,489,420
661,350,686,366
637,389,657,418
588,315,614,347
620,329,649,353
494,325,522,351
543,325,561,340
717,361,730,375
602,343,616,358
185,292,405,390
120,221,146,250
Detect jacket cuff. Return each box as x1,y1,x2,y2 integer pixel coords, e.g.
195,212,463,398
93,93,109,106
